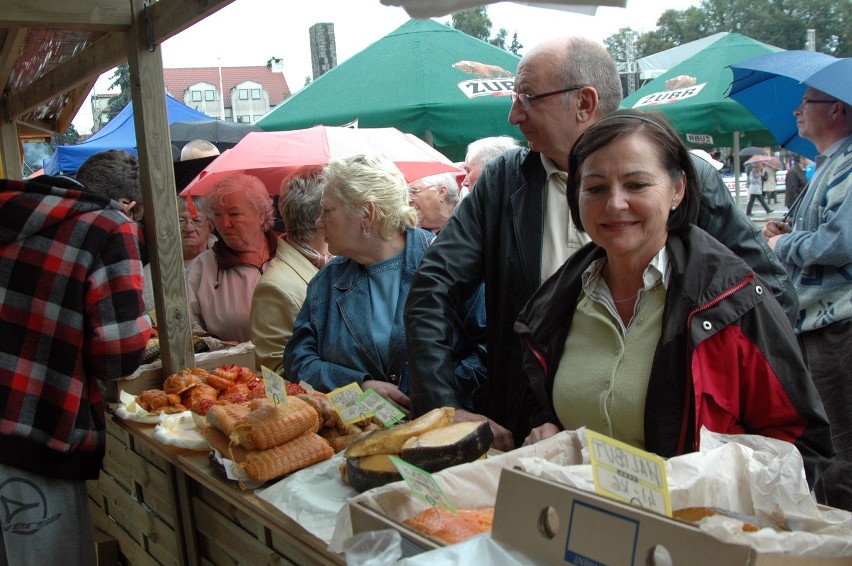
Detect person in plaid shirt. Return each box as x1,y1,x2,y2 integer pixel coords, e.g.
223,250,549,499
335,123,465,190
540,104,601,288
0,164,151,564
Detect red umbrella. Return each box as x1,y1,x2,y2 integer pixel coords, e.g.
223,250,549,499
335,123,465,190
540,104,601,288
180,126,461,196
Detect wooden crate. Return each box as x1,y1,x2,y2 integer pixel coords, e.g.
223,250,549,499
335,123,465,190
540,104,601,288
87,418,184,566
190,481,337,566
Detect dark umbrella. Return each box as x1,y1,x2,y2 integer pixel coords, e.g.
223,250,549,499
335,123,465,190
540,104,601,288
169,120,262,153
739,146,769,157
728,51,846,159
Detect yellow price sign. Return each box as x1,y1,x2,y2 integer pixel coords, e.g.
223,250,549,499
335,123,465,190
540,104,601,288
327,382,368,425
260,365,289,408
586,429,671,516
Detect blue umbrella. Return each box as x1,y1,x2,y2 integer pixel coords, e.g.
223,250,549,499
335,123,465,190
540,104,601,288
727,51,843,160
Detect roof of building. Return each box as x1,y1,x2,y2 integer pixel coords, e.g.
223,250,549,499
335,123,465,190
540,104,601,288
163,65,290,107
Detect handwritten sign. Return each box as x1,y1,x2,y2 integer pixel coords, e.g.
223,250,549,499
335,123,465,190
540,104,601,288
389,456,457,513
260,365,288,408
327,383,370,425
358,389,405,427
586,429,671,516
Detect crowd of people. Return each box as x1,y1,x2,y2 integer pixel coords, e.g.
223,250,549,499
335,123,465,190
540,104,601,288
1,31,850,564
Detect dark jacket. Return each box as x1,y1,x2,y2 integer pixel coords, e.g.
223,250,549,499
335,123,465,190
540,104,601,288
406,148,797,444
785,163,808,209
0,176,150,480
514,226,833,487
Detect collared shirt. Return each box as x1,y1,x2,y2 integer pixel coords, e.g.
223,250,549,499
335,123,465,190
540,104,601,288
580,247,671,335
540,154,591,282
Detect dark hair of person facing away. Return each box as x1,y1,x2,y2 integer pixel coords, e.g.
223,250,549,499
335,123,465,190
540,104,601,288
566,110,700,234
76,149,142,203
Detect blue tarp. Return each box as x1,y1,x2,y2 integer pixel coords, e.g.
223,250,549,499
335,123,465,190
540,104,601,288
44,94,211,175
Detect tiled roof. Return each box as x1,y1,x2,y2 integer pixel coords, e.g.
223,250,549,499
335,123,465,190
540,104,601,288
163,65,290,108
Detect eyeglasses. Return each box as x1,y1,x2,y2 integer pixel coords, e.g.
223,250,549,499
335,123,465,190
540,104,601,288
798,98,838,109
511,86,586,110
179,216,208,228
407,185,437,196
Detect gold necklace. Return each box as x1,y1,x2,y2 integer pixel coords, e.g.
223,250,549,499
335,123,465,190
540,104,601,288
612,292,639,304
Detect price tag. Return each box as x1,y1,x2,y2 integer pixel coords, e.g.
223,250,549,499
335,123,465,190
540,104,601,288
389,456,457,513
586,429,671,516
327,383,369,425
260,365,289,408
357,389,405,427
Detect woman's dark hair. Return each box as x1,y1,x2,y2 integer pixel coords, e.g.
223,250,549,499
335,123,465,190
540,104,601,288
566,109,700,234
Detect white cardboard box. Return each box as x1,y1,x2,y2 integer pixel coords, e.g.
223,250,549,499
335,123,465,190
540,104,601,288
492,468,851,566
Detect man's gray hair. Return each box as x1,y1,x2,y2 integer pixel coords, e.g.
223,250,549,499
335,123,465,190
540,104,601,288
558,36,623,116
465,136,520,169
415,172,461,204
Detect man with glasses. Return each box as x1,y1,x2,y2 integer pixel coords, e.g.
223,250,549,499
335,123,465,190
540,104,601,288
763,86,852,511
406,36,797,450
407,172,461,234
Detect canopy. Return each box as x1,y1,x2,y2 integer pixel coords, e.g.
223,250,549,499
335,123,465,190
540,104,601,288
44,94,211,175
256,19,524,161
620,33,783,149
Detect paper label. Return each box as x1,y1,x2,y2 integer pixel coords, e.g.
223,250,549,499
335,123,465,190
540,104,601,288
260,365,288,408
357,389,404,427
586,429,671,516
389,456,457,513
327,382,369,425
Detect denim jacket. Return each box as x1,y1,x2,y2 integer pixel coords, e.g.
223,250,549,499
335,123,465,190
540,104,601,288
284,227,487,395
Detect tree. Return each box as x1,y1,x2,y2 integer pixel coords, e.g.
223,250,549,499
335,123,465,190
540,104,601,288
105,63,132,121
450,7,492,42
605,0,850,59
508,32,524,55
49,125,80,150
449,6,524,54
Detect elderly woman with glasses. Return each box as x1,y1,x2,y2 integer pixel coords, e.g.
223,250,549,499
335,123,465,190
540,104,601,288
515,110,833,491
186,173,278,344
178,196,216,270
284,154,486,415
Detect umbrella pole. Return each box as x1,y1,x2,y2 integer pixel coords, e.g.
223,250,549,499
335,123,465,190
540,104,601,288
733,132,742,207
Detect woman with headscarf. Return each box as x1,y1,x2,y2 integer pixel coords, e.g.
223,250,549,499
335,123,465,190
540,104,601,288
186,173,277,344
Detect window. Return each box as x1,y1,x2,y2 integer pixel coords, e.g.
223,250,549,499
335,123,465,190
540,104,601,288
238,89,248,100
251,88,261,100
205,90,215,101
191,90,202,102
237,115,250,123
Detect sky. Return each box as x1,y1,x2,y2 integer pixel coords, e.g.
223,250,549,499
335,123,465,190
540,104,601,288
72,0,701,133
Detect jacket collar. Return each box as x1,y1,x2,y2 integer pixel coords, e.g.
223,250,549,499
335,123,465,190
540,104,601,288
212,229,279,270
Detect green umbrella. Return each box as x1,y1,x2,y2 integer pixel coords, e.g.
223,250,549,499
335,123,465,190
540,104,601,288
256,19,523,161
620,33,782,149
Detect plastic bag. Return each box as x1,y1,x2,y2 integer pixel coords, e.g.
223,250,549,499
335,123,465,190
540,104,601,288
343,529,403,566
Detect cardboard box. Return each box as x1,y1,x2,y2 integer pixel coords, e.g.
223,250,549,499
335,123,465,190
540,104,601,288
103,345,255,402
491,468,850,566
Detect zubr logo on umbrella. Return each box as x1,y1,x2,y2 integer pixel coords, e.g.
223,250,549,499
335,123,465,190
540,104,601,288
633,80,706,108
0,478,61,535
453,60,514,100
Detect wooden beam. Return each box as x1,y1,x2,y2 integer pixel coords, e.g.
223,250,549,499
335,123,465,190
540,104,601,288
0,0,130,31
127,0,194,373
0,27,27,89
0,119,23,179
5,0,235,123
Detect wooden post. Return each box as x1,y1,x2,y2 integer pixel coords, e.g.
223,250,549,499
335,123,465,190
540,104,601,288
127,0,194,373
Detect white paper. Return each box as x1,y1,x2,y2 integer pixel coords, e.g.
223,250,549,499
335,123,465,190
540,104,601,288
153,411,209,451
256,452,358,544
114,390,162,424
